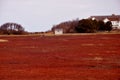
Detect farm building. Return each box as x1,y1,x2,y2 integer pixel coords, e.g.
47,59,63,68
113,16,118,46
90,14,120,29
54,28,63,35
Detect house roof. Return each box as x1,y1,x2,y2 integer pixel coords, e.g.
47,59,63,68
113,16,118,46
90,14,120,21
107,17,119,21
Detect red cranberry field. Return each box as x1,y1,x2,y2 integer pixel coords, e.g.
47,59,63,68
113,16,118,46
0,34,120,80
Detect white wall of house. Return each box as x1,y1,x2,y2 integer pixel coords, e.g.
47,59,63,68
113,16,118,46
54,29,63,35
103,18,120,29
118,21,120,29
111,21,120,29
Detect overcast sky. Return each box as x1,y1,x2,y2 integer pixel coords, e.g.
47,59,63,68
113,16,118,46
0,0,120,32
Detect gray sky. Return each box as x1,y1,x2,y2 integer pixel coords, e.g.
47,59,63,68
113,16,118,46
0,0,120,32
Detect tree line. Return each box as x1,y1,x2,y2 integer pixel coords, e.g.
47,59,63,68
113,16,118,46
52,19,112,33
0,23,26,35
0,20,112,35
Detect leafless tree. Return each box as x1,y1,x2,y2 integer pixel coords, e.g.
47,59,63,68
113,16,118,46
0,22,25,35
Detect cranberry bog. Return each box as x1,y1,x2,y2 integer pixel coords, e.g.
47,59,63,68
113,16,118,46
0,34,120,80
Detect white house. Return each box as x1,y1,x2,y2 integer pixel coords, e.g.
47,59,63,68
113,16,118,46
90,14,120,29
54,28,63,35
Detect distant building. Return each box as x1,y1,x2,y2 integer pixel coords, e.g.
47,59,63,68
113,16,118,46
90,14,120,29
54,28,63,35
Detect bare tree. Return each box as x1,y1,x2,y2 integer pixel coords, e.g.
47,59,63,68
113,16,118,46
0,22,25,35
